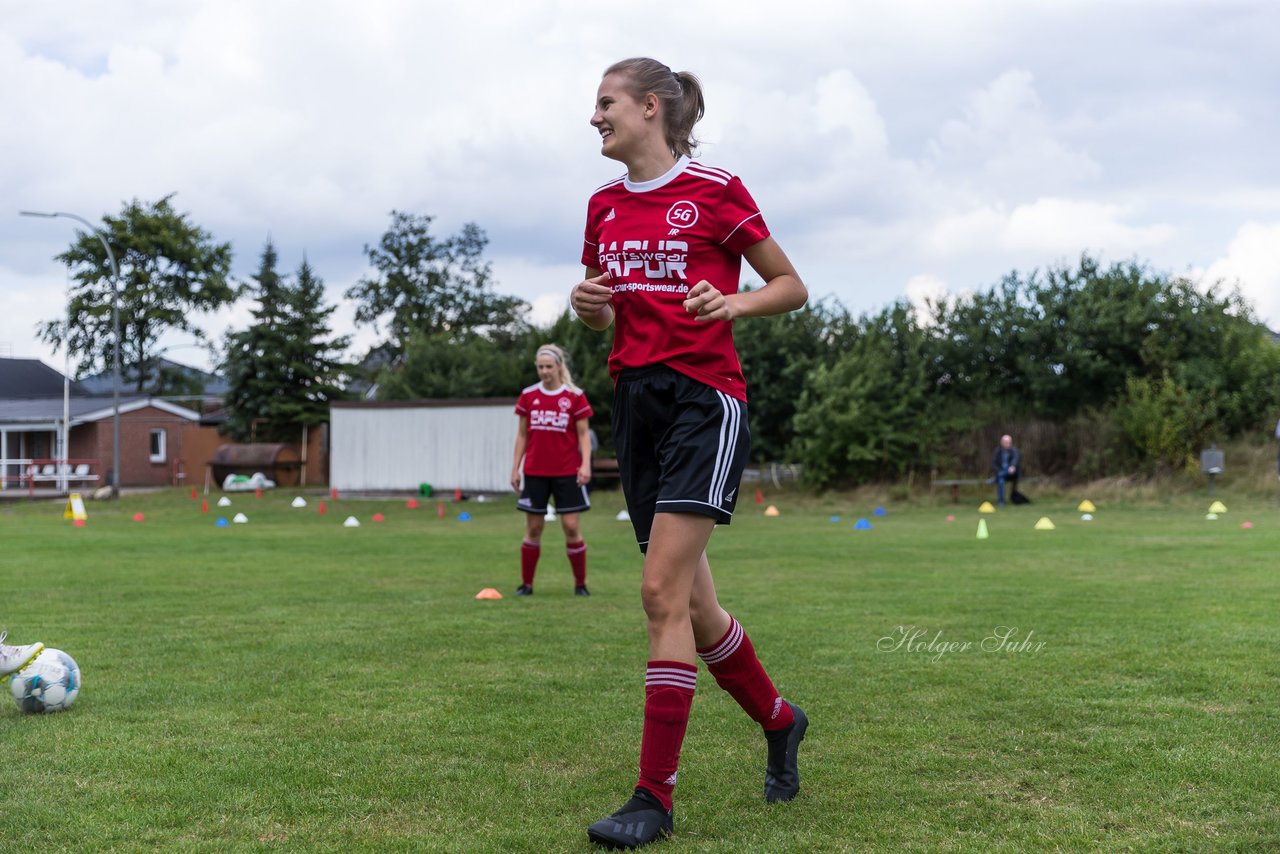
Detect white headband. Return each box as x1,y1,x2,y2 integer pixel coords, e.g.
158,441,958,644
536,349,562,364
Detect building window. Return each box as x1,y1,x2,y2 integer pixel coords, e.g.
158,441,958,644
149,428,166,463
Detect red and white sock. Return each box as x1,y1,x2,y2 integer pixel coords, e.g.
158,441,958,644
636,660,696,810
520,540,540,586
697,616,794,732
566,541,587,586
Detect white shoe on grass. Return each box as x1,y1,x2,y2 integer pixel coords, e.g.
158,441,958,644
0,632,44,677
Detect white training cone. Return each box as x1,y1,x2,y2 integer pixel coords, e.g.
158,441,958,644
1081,513,1094,522
544,509,557,521
232,512,249,524
343,516,360,528
291,496,307,508
616,509,631,521
217,496,232,507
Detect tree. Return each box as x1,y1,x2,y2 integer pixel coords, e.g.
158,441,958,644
37,195,235,393
345,212,526,355
735,293,852,462
222,242,351,442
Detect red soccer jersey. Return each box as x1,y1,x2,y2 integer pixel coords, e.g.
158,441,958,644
515,383,593,477
581,156,770,401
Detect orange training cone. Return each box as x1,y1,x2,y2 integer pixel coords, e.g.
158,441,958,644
475,588,503,600
318,499,327,516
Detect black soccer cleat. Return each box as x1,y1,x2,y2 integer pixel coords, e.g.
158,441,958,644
587,787,673,849
515,584,534,596
575,585,591,597
764,701,808,803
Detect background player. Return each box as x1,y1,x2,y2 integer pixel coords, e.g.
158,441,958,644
571,58,810,848
511,344,594,596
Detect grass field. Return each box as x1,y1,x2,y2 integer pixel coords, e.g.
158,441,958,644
2,486,1278,852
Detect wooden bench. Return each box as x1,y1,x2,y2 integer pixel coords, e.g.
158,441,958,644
592,457,621,483
931,476,1039,504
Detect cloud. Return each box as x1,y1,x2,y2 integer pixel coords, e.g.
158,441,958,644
928,198,1173,258
1203,222,1280,327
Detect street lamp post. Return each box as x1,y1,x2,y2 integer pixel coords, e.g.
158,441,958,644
20,210,122,499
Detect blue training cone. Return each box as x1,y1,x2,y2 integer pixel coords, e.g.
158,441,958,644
830,516,842,523
215,517,229,527
873,506,887,517
854,518,873,530
457,511,472,522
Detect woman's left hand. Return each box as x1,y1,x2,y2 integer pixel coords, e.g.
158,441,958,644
577,463,592,486
683,280,736,322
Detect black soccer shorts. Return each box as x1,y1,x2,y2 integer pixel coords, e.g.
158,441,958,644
517,474,591,514
612,365,749,553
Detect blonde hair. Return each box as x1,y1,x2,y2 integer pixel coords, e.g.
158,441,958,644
534,343,579,392
604,57,705,158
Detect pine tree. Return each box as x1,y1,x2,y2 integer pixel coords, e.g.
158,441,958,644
222,241,350,442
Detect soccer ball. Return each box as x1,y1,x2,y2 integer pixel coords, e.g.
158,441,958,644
8,648,81,713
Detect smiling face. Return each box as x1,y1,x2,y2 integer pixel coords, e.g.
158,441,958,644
536,354,561,389
591,73,660,164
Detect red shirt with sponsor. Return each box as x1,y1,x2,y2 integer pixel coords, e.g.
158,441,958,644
515,383,593,476
581,156,770,402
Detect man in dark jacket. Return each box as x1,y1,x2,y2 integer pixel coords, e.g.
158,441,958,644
991,434,1021,506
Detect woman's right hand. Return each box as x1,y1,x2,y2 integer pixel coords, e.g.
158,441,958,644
511,468,522,491
571,273,614,328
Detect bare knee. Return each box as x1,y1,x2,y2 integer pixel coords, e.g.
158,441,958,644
641,578,688,626
561,518,582,542
525,517,545,541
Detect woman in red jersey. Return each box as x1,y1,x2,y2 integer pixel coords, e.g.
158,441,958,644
511,343,594,597
571,57,809,849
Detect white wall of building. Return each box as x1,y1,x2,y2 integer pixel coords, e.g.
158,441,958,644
330,401,516,493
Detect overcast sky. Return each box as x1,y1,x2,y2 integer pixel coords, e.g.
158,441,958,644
3,0,1278,376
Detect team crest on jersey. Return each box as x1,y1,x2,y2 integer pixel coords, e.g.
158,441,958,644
558,397,572,411
665,200,699,229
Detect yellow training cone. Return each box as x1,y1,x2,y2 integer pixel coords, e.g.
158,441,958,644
1034,516,1056,531
976,519,989,539
1077,500,1096,513
475,588,503,600
978,501,996,513
1208,500,1227,514
763,505,781,517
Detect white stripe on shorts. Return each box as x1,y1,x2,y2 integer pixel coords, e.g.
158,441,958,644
709,391,742,506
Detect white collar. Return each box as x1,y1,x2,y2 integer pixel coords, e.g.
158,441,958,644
624,155,690,193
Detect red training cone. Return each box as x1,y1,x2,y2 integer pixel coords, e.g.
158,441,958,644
755,488,764,504
190,487,197,500
453,487,462,502
372,512,385,522
330,487,339,500
133,512,145,522
73,519,86,528
255,486,263,499
406,498,419,509
200,500,209,513
318,499,327,516
437,501,445,519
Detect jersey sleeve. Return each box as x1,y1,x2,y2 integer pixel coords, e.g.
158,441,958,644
717,177,770,255
514,391,530,416
571,391,593,421
581,205,601,269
